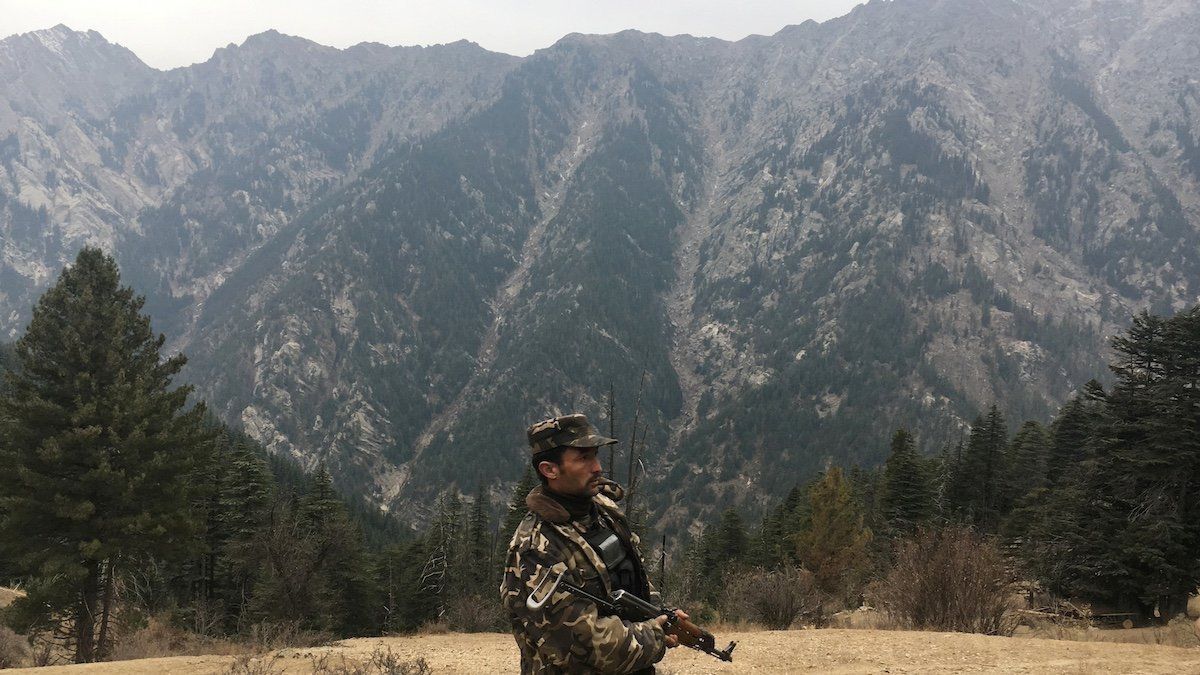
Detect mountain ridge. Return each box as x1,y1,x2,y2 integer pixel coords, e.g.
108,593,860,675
2,0,1198,526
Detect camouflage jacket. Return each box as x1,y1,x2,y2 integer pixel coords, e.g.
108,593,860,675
500,484,666,674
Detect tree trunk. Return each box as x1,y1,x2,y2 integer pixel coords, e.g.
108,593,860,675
97,557,118,659
74,561,101,663
1158,593,1189,622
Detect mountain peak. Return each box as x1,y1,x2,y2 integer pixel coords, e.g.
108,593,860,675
21,23,109,51
239,29,324,51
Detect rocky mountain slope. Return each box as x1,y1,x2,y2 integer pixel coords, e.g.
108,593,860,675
2,0,1198,525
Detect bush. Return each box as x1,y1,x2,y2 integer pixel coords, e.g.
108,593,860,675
107,614,248,662
248,620,332,651
721,566,823,629
445,594,504,632
0,626,29,668
869,526,1014,635
309,648,431,675
223,653,284,675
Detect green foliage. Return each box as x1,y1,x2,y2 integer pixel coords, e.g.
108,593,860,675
711,509,750,565
1013,308,1200,619
501,468,537,546
794,467,873,605
1006,420,1051,495
945,406,1009,532
881,429,935,535
1046,381,1106,486
0,248,209,662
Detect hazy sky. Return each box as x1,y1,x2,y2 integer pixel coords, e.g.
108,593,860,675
2,0,866,70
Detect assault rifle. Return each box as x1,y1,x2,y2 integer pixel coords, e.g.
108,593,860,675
527,569,736,662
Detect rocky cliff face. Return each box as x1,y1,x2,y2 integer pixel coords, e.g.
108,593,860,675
2,0,1198,524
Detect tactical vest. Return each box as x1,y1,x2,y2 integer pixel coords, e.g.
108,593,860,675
580,509,650,614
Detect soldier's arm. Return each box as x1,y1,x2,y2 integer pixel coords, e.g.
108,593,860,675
502,545,666,673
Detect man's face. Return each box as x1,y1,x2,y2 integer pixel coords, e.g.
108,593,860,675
543,446,602,497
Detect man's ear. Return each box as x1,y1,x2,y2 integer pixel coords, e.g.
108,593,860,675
538,460,559,480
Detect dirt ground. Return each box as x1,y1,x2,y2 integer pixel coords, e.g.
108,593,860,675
20,628,1200,674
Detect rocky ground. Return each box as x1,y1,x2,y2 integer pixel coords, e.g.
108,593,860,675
21,628,1200,674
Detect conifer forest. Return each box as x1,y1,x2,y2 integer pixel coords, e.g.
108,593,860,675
4,0,1200,667
2,248,1198,663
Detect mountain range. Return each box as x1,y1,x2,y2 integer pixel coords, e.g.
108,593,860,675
2,0,1198,527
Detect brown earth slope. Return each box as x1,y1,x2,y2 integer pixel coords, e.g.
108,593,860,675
21,629,1200,674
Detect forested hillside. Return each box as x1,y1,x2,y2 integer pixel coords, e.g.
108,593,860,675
1,0,1199,529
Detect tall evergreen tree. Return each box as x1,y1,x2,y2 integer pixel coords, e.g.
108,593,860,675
465,485,493,596
0,248,208,662
301,466,378,635
710,508,749,565
1006,420,1051,498
946,406,1009,532
881,429,935,535
501,468,537,544
1000,420,1053,547
794,467,872,604
211,435,274,631
1099,310,1200,616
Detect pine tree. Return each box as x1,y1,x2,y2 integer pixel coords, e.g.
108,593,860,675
1006,421,1051,499
501,468,536,545
1018,309,1200,619
1099,310,1200,616
0,248,208,662
794,467,872,605
211,435,274,632
711,508,749,565
1000,421,1053,548
300,466,378,635
946,406,1009,532
466,485,493,595
881,429,935,535
752,485,805,569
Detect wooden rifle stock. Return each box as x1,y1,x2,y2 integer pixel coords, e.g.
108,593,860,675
527,569,736,662
609,590,736,662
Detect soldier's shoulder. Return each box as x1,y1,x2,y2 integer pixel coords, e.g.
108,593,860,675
508,510,559,553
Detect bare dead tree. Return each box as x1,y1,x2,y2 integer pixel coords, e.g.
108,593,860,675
628,422,649,523
607,383,617,479
625,371,647,516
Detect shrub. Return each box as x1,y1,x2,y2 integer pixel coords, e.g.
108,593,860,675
223,653,284,675
721,566,823,629
308,648,431,675
869,526,1014,635
248,620,332,651
0,626,29,669
445,593,504,632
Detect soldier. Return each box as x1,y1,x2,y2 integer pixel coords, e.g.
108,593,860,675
500,413,683,674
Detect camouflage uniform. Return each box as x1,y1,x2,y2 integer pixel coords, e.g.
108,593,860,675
501,415,666,674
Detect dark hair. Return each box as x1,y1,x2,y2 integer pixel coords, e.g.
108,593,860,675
531,446,567,485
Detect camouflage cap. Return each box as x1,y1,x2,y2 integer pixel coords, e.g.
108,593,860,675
527,413,617,454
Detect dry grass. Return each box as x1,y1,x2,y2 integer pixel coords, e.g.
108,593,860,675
1017,616,1200,649
109,615,253,662
827,607,897,630
307,647,432,674
0,587,23,610
0,625,30,668
702,617,767,633
833,604,1200,650
222,653,285,675
415,620,449,635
